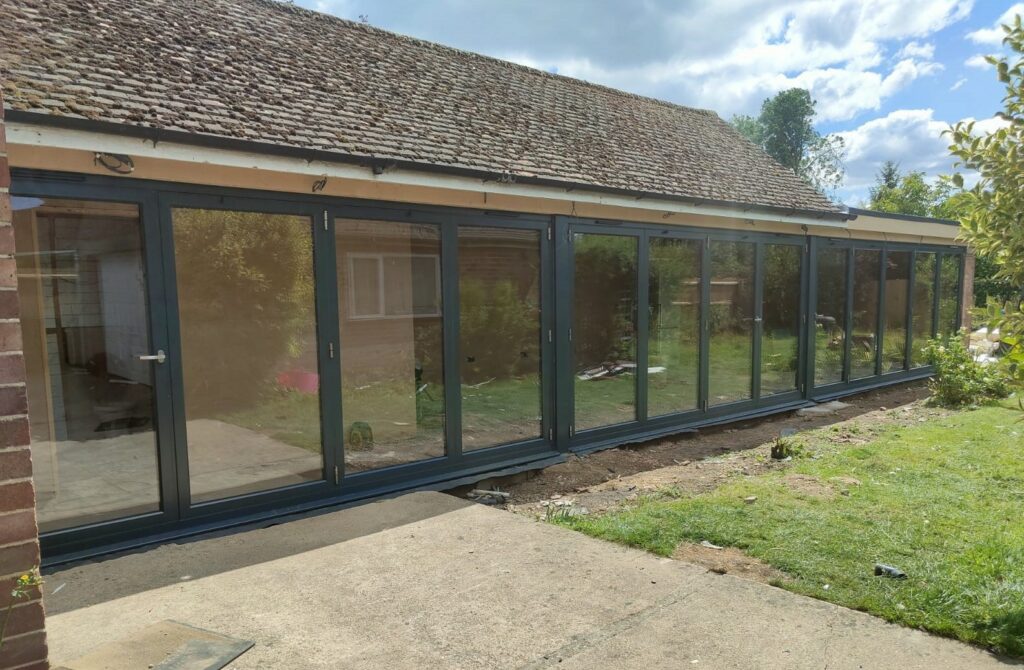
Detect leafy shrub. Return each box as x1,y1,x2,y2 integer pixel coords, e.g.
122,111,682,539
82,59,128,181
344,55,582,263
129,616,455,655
923,333,1011,407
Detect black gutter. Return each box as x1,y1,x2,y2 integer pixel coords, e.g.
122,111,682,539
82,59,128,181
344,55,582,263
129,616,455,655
846,206,960,227
5,109,853,223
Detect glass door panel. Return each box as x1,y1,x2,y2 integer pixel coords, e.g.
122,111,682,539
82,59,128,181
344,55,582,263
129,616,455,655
882,251,911,373
850,250,881,379
938,255,962,338
761,244,802,396
336,219,445,473
573,233,638,431
708,241,755,405
814,248,848,386
13,198,162,532
911,253,936,368
647,237,701,417
171,208,323,504
458,226,543,450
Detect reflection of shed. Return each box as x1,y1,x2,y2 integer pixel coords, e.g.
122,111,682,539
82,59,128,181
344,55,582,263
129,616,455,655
710,279,744,306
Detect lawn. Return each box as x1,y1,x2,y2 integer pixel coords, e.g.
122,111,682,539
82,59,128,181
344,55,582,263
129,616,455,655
559,399,1024,657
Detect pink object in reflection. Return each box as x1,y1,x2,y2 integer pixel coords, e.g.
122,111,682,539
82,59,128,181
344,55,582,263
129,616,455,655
276,370,319,393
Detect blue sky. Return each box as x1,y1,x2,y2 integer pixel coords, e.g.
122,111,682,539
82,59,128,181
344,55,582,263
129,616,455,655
297,0,1019,205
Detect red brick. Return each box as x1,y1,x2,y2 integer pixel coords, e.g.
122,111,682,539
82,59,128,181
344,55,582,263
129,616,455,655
0,386,26,417
2,601,45,639
0,225,14,254
0,418,29,449
0,510,36,547
0,291,20,321
0,198,10,226
0,575,40,603
0,257,15,289
0,322,21,352
0,354,24,385
0,157,9,189
0,631,47,670
0,448,31,481
0,542,39,577
0,482,34,514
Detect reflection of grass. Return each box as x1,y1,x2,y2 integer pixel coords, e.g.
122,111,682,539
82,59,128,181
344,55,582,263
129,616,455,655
220,388,323,453
709,333,752,404
560,401,1024,657
761,334,799,395
462,377,542,449
226,333,840,448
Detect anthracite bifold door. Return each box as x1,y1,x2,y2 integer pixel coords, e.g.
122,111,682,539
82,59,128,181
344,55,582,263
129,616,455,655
560,220,808,449
808,237,965,397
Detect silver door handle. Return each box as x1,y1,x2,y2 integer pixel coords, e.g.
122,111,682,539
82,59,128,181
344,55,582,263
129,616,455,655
138,350,166,364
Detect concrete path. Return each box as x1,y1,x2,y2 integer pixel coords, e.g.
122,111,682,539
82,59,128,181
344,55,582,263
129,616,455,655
45,492,1018,669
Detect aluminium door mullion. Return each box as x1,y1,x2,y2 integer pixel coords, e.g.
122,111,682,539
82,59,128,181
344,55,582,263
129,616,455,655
636,231,650,422
905,251,916,371
699,238,711,412
440,221,463,463
315,207,343,487
752,243,764,401
875,248,886,377
805,238,818,395
540,219,555,446
934,251,943,337
155,193,193,518
140,190,181,522
798,238,811,396
553,217,573,446
843,247,854,383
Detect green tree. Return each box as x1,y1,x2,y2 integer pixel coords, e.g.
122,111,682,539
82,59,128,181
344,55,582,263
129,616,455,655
947,14,1024,380
732,88,846,196
868,168,947,217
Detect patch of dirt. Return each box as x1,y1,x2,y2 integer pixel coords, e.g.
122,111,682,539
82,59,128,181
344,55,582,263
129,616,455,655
496,382,934,518
781,473,836,499
672,542,788,584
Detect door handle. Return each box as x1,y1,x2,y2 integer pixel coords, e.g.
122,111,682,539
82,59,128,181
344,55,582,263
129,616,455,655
138,350,166,364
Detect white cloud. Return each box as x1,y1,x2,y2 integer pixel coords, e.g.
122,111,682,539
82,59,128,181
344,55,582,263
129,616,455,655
898,41,936,59
950,77,968,90
302,0,970,123
966,3,1024,45
965,53,994,68
834,108,1007,204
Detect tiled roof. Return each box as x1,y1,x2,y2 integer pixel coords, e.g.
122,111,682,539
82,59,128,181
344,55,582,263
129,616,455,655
0,0,843,215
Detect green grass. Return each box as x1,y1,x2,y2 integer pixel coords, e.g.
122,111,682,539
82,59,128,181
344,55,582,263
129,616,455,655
560,399,1024,657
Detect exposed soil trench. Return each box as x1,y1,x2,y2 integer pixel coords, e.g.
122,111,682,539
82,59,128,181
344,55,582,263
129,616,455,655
460,381,939,582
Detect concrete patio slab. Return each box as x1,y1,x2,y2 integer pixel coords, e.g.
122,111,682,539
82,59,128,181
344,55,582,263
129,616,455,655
45,492,1017,669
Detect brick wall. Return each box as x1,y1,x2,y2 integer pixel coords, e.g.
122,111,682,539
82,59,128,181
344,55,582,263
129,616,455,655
0,92,49,670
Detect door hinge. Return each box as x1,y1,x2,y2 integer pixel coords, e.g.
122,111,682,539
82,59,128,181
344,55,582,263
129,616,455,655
548,428,554,441
568,328,573,342
547,227,552,241
569,424,575,437
333,465,339,485
323,210,329,231
329,342,335,359
548,329,553,343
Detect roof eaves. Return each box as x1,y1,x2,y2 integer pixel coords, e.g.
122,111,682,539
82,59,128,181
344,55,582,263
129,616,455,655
6,109,853,223
846,207,961,227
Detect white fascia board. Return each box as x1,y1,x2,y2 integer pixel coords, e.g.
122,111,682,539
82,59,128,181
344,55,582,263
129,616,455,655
8,122,849,229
